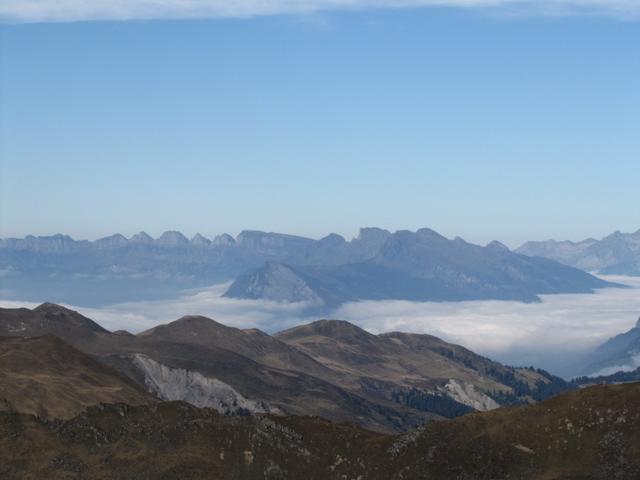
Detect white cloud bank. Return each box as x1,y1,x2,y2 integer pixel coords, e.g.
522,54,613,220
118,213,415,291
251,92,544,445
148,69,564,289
1,0,639,23
2,275,639,377
335,276,640,376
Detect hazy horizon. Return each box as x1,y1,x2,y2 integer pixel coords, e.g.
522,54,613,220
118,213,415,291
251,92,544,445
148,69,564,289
2,224,640,252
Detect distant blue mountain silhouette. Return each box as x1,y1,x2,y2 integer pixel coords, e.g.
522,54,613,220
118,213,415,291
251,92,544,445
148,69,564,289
0,227,617,308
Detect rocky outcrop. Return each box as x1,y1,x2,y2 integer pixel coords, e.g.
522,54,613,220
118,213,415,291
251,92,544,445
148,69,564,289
132,354,275,414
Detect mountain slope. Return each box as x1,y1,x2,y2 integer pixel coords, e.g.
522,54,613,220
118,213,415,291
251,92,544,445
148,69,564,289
226,228,615,307
0,302,108,339
0,305,432,432
0,304,584,432
517,228,640,275
0,335,155,419
276,319,569,413
139,315,338,381
582,317,640,376
1,382,639,479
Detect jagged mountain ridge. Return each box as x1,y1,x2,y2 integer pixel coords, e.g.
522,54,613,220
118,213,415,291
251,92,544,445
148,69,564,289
0,228,390,306
0,304,569,432
1,226,616,308
225,228,616,307
1,382,639,479
517,228,640,275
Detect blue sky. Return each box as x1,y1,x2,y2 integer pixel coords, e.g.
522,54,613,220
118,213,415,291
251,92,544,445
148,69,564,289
1,3,638,246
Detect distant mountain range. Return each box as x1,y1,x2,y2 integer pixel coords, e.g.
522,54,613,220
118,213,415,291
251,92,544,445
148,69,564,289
0,303,572,432
517,228,640,276
226,228,614,308
0,227,618,308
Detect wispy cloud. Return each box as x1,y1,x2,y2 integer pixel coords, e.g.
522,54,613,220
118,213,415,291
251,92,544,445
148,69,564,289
2,276,639,377
1,0,639,23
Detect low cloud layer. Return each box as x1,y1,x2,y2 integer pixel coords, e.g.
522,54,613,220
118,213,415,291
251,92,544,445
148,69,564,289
335,276,640,375
0,283,314,334
592,354,640,377
2,275,639,377
1,0,639,23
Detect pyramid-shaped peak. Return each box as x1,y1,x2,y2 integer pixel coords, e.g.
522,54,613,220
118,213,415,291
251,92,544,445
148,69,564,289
191,233,211,246
157,231,189,245
487,240,510,251
95,233,129,246
130,231,154,243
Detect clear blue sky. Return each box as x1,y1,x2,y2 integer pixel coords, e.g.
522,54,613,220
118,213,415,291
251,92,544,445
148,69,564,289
1,5,638,247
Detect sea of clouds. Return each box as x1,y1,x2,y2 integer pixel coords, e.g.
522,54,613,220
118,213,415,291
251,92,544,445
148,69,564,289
2,275,639,378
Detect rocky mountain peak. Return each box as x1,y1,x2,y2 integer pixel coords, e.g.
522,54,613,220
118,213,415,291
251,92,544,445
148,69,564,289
487,240,510,251
95,233,129,247
156,231,189,245
212,233,235,246
356,227,391,242
416,227,448,241
130,231,154,243
319,233,347,244
190,233,211,246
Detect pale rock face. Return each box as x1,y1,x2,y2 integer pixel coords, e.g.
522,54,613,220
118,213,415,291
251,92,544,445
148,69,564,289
441,379,500,412
132,354,276,414
241,263,323,304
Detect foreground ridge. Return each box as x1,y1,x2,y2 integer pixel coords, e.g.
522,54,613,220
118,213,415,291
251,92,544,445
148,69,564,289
1,382,639,479
0,304,573,432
